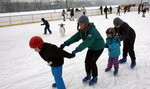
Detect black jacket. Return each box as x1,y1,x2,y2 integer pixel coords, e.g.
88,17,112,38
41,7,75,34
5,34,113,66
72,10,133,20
114,22,135,41
41,20,50,27
104,7,109,13
39,43,73,67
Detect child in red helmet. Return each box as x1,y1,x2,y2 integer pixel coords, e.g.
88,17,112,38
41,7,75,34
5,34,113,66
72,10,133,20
29,36,74,89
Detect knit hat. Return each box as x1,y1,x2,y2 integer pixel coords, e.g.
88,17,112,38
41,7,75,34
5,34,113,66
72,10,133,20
113,17,123,26
29,36,44,48
78,16,89,27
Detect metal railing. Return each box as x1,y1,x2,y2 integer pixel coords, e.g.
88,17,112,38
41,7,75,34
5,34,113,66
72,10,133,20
0,6,138,27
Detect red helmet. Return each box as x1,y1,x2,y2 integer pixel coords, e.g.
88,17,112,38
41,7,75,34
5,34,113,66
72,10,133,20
29,36,44,48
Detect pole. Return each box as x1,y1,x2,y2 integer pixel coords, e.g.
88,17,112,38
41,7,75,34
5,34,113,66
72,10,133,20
66,0,68,9
141,0,143,3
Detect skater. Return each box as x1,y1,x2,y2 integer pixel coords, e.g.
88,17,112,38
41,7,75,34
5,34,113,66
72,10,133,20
104,6,109,19
60,16,105,86
142,7,147,17
29,36,74,89
41,18,52,34
109,6,112,14
113,17,136,68
138,4,142,14
70,8,74,21
59,23,65,37
99,6,103,15
105,27,120,76
124,5,128,14
116,5,122,16
61,9,68,21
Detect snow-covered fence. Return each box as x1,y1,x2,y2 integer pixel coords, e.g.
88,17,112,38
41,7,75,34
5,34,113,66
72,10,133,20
0,11,63,27
0,6,138,27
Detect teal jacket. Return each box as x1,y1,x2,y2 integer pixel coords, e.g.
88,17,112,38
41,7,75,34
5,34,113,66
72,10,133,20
64,23,105,52
105,36,120,58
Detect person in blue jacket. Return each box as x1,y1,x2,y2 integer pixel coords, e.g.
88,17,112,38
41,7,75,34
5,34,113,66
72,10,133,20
60,16,105,86
105,27,120,76
41,18,52,34
29,36,74,89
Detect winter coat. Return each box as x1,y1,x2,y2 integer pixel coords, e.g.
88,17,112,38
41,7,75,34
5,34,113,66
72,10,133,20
39,43,73,67
104,7,109,13
105,36,120,58
70,9,74,16
64,23,105,52
41,20,50,28
114,22,136,41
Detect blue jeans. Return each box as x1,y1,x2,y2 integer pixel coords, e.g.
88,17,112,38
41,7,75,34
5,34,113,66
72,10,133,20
51,66,66,89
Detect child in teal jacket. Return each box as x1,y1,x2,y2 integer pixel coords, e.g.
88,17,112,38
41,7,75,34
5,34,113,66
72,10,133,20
105,27,120,76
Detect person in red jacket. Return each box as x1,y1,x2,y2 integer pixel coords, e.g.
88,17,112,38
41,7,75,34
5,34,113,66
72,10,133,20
29,36,74,89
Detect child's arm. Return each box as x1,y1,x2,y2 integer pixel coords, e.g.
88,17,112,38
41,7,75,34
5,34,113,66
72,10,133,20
105,38,109,48
49,43,74,58
41,23,44,26
60,48,75,58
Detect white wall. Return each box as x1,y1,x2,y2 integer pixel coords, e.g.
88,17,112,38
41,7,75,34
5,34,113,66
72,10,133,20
0,6,138,27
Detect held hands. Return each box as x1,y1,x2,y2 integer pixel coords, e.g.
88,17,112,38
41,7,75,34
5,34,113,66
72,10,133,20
72,50,77,56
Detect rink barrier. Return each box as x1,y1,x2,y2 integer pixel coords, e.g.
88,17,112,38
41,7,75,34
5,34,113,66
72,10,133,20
0,6,138,27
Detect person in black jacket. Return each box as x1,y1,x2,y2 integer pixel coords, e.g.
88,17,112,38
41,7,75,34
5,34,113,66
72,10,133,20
116,6,122,16
70,8,74,21
41,18,52,34
104,6,109,19
109,6,112,14
99,6,103,15
113,17,136,68
29,36,74,89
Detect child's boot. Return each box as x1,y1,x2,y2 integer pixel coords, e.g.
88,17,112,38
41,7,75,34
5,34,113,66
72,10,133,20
105,68,111,72
82,74,91,82
118,58,127,63
114,69,118,76
89,77,98,86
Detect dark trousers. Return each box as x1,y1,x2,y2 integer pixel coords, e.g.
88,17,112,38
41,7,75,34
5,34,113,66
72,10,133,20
104,12,108,19
123,33,136,62
62,15,65,21
44,26,52,34
85,49,104,77
107,57,119,70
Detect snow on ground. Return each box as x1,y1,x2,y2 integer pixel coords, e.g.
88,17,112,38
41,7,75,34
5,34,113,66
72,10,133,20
0,11,150,89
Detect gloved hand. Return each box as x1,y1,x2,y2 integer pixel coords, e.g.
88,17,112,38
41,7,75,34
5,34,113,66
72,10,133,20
60,43,66,49
72,50,77,56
